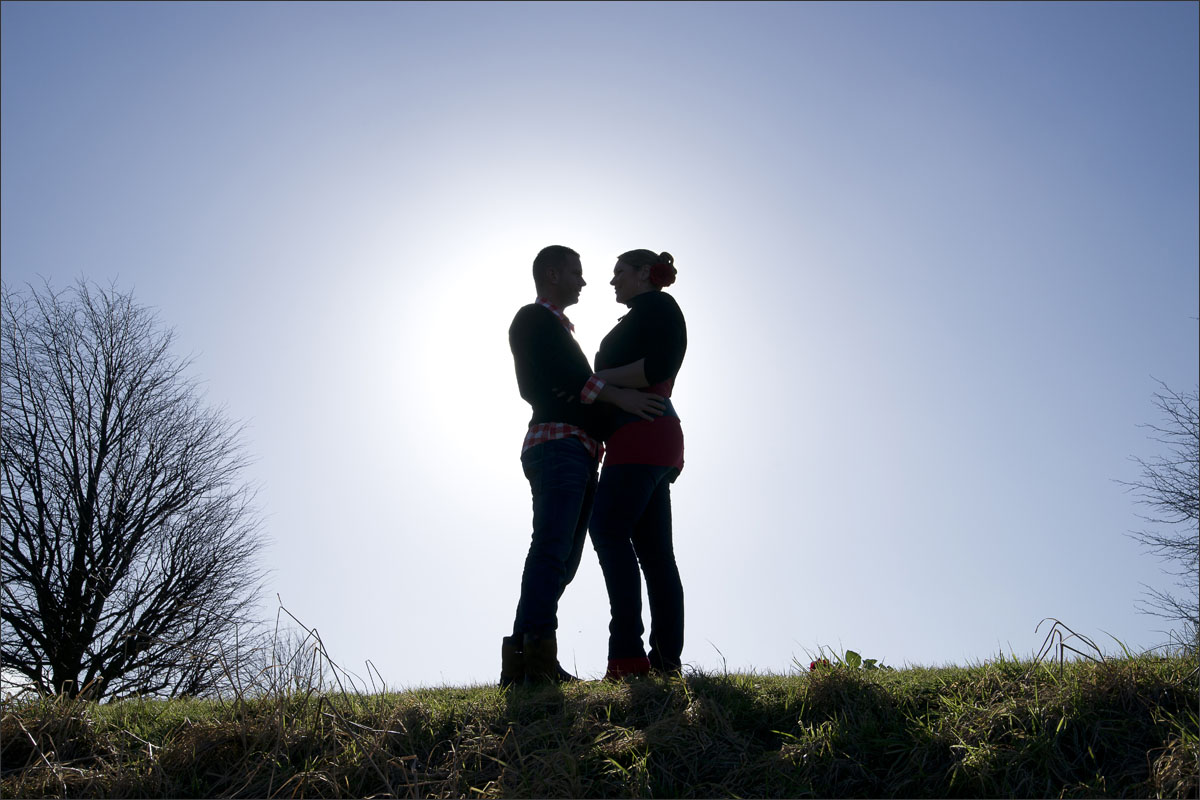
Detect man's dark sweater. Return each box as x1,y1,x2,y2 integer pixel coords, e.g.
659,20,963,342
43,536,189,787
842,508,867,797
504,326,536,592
509,303,602,438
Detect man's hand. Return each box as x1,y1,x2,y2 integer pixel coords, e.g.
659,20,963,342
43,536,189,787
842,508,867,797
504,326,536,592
612,387,666,420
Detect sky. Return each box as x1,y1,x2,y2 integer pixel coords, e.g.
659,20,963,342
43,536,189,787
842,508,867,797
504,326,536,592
2,1,1197,689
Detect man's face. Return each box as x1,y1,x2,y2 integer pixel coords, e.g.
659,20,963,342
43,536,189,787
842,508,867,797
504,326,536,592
555,256,586,307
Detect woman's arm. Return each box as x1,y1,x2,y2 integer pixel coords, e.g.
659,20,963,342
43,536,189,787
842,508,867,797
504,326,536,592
594,358,649,388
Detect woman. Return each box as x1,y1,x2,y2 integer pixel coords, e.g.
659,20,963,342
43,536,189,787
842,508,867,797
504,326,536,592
590,249,687,679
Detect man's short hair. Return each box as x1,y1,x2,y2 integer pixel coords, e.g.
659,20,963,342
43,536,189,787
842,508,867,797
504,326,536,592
533,245,579,288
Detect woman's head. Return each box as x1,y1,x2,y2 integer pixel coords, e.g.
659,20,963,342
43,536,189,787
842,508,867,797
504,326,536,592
611,250,676,305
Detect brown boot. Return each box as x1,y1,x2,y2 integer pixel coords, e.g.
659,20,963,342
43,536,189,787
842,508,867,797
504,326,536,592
499,636,524,688
522,633,577,684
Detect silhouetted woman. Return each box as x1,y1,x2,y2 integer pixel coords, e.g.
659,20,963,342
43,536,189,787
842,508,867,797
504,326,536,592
590,249,687,679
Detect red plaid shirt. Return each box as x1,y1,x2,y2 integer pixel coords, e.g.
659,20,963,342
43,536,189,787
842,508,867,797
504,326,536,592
521,298,605,460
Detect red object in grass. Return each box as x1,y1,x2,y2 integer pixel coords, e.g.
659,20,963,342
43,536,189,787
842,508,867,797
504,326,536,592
606,656,651,680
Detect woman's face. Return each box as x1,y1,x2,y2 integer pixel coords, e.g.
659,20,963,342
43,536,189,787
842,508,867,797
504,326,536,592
610,260,651,305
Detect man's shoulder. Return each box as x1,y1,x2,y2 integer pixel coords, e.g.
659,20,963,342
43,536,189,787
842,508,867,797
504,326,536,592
513,302,550,319
510,303,562,343
511,303,556,331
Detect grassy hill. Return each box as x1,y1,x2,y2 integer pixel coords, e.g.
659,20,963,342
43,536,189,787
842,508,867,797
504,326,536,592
2,652,1196,798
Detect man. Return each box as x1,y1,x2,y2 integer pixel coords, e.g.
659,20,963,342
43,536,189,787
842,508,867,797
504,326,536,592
503,245,663,685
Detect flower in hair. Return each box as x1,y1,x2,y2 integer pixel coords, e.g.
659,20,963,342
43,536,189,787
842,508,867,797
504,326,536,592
649,261,677,288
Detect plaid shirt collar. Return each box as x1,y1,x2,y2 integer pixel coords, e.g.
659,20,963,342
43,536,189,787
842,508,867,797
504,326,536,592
535,297,574,333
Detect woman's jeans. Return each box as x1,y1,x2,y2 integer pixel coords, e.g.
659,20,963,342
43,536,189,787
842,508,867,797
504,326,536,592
589,463,684,669
512,438,598,638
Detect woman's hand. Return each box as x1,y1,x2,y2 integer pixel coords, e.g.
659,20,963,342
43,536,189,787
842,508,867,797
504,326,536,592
607,386,666,420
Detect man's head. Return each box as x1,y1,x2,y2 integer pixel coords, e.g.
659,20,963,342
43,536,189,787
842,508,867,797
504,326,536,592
533,245,586,308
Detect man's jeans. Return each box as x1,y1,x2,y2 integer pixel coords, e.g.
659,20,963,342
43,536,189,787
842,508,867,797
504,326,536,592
512,438,598,638
589,463,683,669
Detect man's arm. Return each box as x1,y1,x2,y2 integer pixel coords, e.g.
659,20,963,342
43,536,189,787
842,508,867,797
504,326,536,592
594,381,664,420
560,371,664,420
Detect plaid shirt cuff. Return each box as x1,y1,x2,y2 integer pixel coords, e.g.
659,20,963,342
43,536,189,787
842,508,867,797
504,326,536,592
580,375,606,405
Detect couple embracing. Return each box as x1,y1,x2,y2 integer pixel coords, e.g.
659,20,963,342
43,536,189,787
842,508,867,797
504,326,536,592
502,245,688,686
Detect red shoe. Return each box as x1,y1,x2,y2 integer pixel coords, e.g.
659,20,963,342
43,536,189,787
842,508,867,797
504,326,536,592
605,656,651,680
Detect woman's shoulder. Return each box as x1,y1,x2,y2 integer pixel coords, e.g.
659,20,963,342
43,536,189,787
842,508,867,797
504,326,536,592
642,291,684,329
633,290,683,315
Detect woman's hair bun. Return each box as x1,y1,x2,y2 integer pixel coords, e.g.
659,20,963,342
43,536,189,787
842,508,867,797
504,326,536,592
649,252,677,288
617,248,677,288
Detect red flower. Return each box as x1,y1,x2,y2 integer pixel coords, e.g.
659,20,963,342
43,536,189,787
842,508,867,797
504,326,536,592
809,659,831,672
649,261,677,288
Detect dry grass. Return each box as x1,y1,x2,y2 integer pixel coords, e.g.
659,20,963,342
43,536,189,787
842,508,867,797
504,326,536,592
2,648,1196,798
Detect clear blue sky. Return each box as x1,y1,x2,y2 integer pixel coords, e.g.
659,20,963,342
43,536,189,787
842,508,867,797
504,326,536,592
3,1,1197,687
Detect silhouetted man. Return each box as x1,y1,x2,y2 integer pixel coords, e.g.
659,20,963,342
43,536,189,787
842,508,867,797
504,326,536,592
503,245,662,685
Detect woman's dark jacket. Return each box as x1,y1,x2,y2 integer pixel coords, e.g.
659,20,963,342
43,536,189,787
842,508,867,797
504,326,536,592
595,290,687,469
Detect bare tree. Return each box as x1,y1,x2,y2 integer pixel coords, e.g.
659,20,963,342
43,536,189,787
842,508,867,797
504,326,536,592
1,280,265,699
1122,381,1199,649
